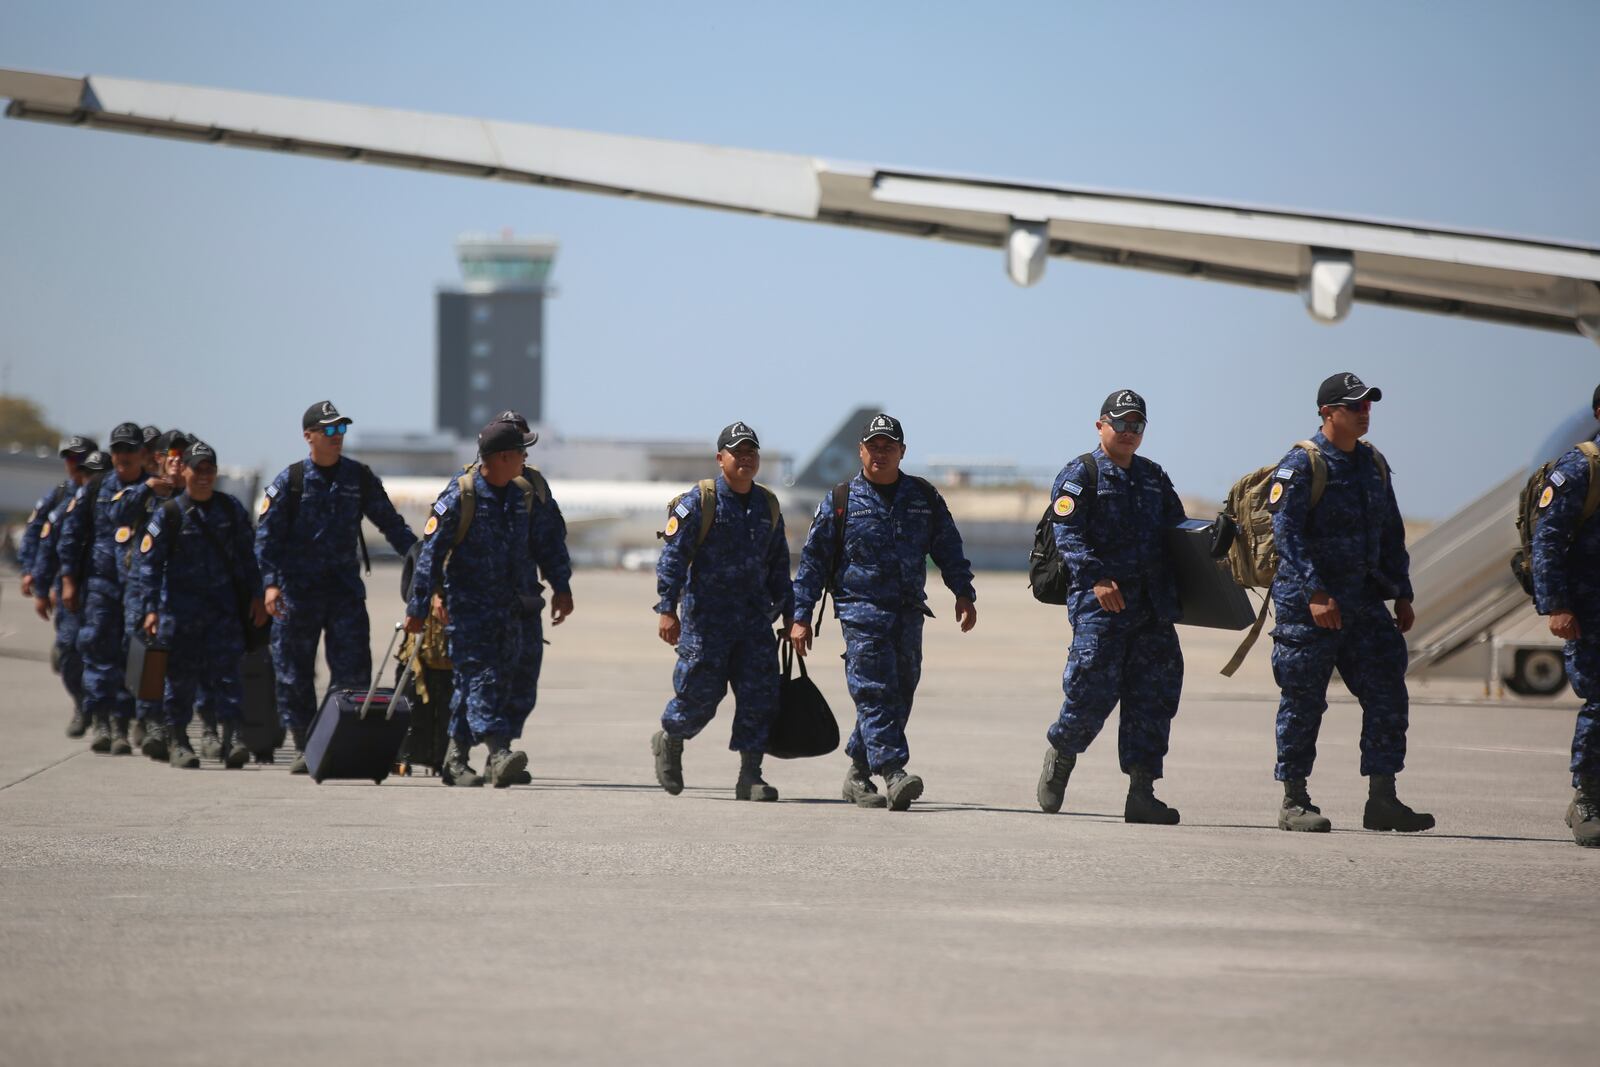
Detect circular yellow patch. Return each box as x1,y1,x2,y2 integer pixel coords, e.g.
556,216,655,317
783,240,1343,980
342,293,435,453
113,489,125,502
40,521,52,539
423,515,439,537
114,526,132,544
1053,495,1075,518
259,496,271,516
66,498,77,513
139,533,153,554
1539,485,1555,509
1269,482,1285,505
665,515,681,537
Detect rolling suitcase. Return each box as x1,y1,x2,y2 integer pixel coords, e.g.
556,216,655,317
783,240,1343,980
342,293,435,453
238,644,285,762
303,624,414,784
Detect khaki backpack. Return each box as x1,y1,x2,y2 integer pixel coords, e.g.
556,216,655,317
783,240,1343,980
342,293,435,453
1510,441,1600,596
659,479,781,563
1218,439,1388,677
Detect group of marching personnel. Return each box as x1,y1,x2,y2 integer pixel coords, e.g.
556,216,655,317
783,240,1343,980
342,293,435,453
14,374,1600,846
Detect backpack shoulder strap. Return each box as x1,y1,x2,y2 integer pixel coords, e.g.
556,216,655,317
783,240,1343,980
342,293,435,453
510,475,535,516
1076,452,1099,492
1579,441,1600,523
283,460,306,532
1362,442,1390,487
695,478,717,547
1293,440,1327,508
451,473,477,548
755,481,782,531
520,465,550,506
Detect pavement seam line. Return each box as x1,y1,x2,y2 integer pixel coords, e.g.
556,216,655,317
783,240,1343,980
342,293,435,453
0,749,88,793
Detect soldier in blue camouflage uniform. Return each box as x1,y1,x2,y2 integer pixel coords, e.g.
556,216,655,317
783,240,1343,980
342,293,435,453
17,435,95,610
257,401,417,773
1530,382,1600,847
138,441,267,770
55,422,152,756
28,446,104,737
791,414,977,812
651,421,793,801
1036,390,1186,825
405,421,539,789
1267,373,1432,834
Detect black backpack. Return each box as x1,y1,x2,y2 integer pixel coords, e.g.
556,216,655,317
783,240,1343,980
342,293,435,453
283,459,375,574
1028,453,1097,605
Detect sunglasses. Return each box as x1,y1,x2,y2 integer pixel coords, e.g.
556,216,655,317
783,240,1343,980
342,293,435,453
319,423,350,437
1332,400,1372,414
1105,417,1146,434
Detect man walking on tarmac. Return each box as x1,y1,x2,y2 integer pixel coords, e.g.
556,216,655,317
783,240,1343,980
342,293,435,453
1266,373,1433,834
790,413,977,812
651,421,793,801
1530,382,1600,847
257,401,417,773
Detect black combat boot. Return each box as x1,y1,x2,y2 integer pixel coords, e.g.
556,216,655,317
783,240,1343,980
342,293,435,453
1362,774,1435,832
288,728,309,775
1566,776,1600,848
440,737,484,788
168,728,200,769
883,765,924,812
88,713,113,753
735,750,779,802
220,723,250,770
1278,777,1332,832
1124,770,1180,825
109,717,134,756
198,723,223,762
1037,747,1076,814
651,730,685,795
484,735,528,789
66,706,89,738
841,754,888,808
140,720,169,762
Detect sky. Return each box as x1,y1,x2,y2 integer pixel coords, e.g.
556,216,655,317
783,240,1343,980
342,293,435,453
1,0,1597,518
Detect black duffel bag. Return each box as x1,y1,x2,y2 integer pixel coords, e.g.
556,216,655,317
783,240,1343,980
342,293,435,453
765,638,840,760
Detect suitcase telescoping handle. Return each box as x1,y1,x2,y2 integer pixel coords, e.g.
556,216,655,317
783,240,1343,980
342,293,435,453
359,623,409,721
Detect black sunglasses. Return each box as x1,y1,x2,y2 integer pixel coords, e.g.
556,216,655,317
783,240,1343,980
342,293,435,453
1106,417,1146,434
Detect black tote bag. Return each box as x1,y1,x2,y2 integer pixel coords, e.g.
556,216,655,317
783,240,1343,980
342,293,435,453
766,638,840,760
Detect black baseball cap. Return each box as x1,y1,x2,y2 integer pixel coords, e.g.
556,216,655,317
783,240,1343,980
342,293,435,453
108,421,145,450
1591,382,1600,412
478,420,527,456
717,421,761,452
1101,389,1147,419
154,428,193,454
303,400,353,430
79,450,111,474
493,410,539,447
59,435,96,458
183,440,218,468
141,425,162,446
1317,372,1382,409
861,413,905,443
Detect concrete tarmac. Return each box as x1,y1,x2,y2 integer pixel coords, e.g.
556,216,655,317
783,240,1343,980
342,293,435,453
0,567,1594,1066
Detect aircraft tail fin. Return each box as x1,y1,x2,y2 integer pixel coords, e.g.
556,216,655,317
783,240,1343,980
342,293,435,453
791,406,879,489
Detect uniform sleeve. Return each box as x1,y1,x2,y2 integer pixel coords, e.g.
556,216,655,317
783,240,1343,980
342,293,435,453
363,469,419,556
28,505,63,590
765,504,794,621
530,494,573,597
17,485,59,574
407,487,460,620
652,487,702,615
54,484,92,582
254,467,293,590
1269,449,1326,601
137,507,178,620
1161,467,1189,527
1531,452,1589,615
1376,458,1413,602
231,497,264,598
926,485,977,603
790,495,837,626
1049,459,1109,587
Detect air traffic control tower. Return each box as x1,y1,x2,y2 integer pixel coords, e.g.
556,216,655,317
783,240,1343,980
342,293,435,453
436,233,557,440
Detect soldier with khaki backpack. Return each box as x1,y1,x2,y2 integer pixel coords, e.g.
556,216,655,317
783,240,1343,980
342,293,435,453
1224,373,1433,834
1527,383,1600,847
651,422,793,801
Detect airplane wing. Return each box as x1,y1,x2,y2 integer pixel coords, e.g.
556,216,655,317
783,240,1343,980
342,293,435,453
4,66,1598,343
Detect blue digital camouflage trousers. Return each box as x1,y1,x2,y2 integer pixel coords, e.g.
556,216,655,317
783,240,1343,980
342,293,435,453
448,613,539,743
162,645,244,731
841,607,925,774
1566,638,1600,787
661,622,779,753
1271,601,1409,780
53,600,84,714
77,584,133,721
270,587,372,734
1048,600,1183,778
